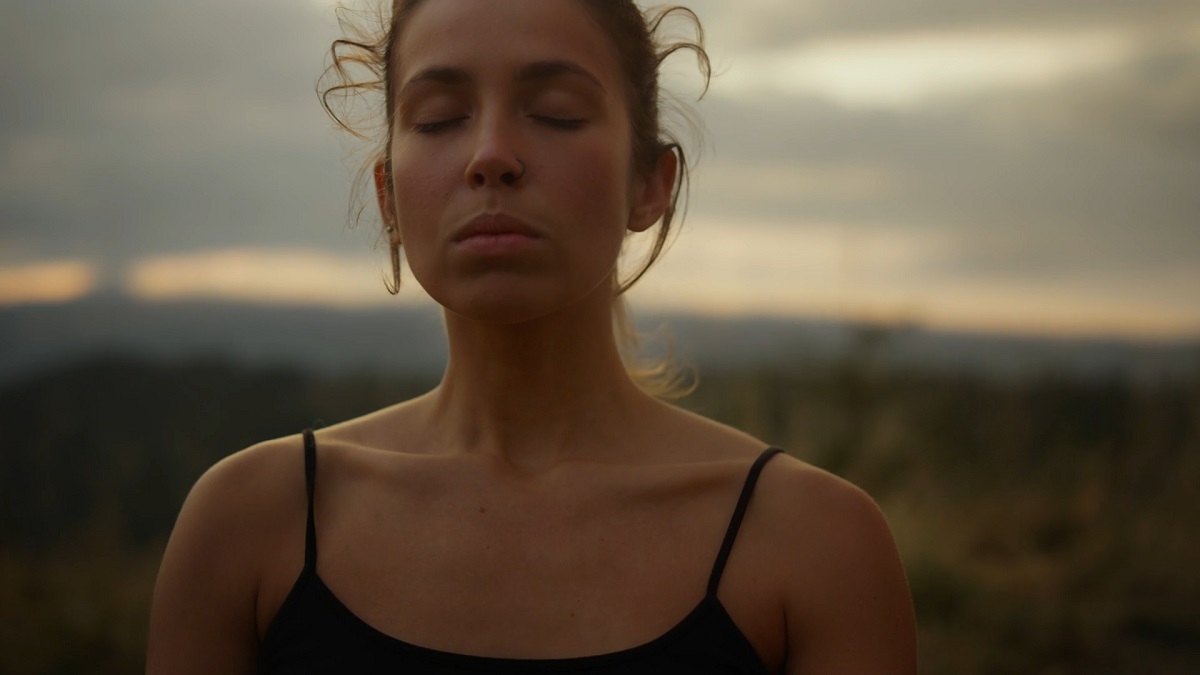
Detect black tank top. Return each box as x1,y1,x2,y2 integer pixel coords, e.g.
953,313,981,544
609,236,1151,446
259,430,783,674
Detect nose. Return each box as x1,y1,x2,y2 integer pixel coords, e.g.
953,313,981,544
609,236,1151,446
465,115,526,188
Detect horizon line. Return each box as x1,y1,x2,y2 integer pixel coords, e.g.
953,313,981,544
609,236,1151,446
4,290,1199,346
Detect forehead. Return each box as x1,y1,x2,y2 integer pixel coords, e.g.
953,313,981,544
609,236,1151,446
395,0,621,88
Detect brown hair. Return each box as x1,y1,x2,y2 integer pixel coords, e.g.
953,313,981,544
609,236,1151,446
319,0,710,396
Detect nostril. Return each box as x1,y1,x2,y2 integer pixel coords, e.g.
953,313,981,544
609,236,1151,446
501,160,526,186
467,159,525,188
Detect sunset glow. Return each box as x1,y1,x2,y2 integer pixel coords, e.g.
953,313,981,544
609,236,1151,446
0,231,1188,341
628,219,1200,339
0,260,98,305
123,249,427,307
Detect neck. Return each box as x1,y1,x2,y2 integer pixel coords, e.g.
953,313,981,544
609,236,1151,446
421,286,652,471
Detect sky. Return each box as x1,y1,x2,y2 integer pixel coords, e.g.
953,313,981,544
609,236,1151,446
1,0,1198,339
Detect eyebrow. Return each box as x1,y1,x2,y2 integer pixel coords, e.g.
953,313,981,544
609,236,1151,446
515,60,606,91
399,59,607,100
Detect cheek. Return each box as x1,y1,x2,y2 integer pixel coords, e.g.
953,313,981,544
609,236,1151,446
552,140,634,224
558,147,633,282
391,147,454,227
388,147,459,290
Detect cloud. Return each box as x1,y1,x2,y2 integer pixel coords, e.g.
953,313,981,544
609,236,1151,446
687,31,1200,276
0,0,362,263
716,27,1137,109
1045,32,1200,152
684,0,1200,51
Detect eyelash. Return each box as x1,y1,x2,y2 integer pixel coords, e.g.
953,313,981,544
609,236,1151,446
413,118,467,134
412,116,586,134
535,116,586,130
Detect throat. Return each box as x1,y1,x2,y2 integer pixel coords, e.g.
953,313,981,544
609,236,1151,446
426,356,651,470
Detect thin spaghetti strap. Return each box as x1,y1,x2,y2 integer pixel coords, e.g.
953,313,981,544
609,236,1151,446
706,447,784,597
302,428,318,572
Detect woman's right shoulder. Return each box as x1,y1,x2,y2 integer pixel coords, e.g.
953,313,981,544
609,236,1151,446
177,420,420,542
186,433,310,526
160,433,312,582
157,432,317,597
147,433,311,673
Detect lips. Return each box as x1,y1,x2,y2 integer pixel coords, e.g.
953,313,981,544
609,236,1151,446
452,213,542,243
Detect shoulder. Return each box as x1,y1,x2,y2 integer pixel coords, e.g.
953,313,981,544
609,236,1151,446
153,433,310,600
753,456,902,579
748,455,918,673
662,400,901,572
755,454,889,536
180,434,309,541
147,433,309,673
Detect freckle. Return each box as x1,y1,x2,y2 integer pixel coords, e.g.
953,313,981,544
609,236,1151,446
479,506,487,514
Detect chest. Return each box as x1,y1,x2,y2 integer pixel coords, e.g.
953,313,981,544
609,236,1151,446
259,460,787,670
337,479,720,633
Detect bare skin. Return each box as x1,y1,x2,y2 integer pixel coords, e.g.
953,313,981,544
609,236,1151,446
147,392,916,674
146,1,916,673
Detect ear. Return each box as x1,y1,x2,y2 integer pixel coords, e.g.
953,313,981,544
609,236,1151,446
374,160,401,245
628,149,679,233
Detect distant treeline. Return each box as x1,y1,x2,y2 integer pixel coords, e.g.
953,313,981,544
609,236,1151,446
1,352,1196,552
0,354,436,553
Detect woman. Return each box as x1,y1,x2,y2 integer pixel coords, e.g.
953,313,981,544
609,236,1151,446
146,1,917,673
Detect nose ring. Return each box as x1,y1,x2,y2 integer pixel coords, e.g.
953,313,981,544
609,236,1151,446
512,159,527,181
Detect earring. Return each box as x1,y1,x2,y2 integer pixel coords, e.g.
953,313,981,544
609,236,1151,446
384,225,401,295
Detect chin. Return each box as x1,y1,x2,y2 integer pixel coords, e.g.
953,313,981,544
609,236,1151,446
433,286,564,325
446,301,557,326
432,276,610,327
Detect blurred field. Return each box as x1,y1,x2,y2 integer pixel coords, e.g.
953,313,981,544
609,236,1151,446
1,346,1197,674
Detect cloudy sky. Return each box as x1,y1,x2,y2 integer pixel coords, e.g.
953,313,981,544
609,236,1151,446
2,0,1198,338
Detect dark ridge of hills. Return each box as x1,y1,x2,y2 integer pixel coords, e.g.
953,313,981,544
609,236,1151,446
1,294,1197,386
0,294,450,385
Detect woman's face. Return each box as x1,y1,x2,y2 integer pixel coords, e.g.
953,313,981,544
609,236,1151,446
378,0,671,323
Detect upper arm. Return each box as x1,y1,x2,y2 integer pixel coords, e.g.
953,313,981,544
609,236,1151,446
778,469,917,675
146,441,297,675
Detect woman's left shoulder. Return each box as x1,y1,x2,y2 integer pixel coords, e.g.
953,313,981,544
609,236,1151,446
666,407,917,670
686,415,900,562
749,453,906,583
746,451,918,673
754,452,891,541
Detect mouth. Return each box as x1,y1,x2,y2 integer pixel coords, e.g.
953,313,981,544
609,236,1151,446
452,213,542,244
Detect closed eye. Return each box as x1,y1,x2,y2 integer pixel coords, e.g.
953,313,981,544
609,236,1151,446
413,117,468,134
533,116,586,130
